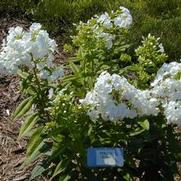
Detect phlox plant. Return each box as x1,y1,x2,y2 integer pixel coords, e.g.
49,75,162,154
65,7,167,91
64,7,133,91
0,6,180,181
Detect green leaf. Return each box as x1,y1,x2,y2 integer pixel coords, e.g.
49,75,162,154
30,164,45,180
174,70,181,80
13,97,34,120
123,173,132,181
139,119,150,130
119,44,131,51
21,127,44,167
69,61,79,74
58,175,71,181
63,75,78,82
27,127,43,156
24,87,36,95
87,125,92,136
18,113,38,139
24,141,44,167
17,69,29,79
50,161,65,179
130,128,145,137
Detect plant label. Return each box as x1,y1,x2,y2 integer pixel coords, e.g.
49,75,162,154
87,147,124,167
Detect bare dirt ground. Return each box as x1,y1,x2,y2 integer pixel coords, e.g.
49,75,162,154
0,76,30,181
0,15,66,181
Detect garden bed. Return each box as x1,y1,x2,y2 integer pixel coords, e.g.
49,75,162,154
0,4,180,180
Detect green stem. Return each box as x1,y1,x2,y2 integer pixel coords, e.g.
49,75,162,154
91,58,94,89
31,55,49,122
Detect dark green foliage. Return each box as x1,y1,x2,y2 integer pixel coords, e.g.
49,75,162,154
37,0,181,60
1,0,180,59
0,0,19,15
125,0,181,60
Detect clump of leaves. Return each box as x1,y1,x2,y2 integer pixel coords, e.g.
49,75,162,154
123,34,168,89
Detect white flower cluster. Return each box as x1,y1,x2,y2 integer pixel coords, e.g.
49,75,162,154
151,62,181,125
94,6,132,49
96,32,115,50
0,23,64,81
97,6,132,29
97,12,112,29
151,62,181,87
81,62,181,125
80,71,159,121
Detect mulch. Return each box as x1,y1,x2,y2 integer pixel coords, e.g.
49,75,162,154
0,14,28,181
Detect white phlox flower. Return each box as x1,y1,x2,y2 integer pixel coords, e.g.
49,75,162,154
97,12,113,29
39,67,64,82
82,65,181,125
98,32,115,49
93,6,132,50
151,62,181,87
49,67,64,82
163,101,181,125
29,23,42,31
48,88,54,99
81,71,159,121
151,62,181,125
0,23,64,81
96,6,132,29
113,6,133,28
158,43,164,53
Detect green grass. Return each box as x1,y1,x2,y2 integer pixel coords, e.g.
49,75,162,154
0,0,181,60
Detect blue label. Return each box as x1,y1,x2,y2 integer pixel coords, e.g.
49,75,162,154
87,147,124,167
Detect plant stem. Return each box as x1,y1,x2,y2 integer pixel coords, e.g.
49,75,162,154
31,55,49,121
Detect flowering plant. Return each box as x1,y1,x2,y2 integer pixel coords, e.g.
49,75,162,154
64,7,133,90
0,23,63,80
0,7,180,180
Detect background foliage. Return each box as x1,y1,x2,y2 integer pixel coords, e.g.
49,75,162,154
0,0,181,60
